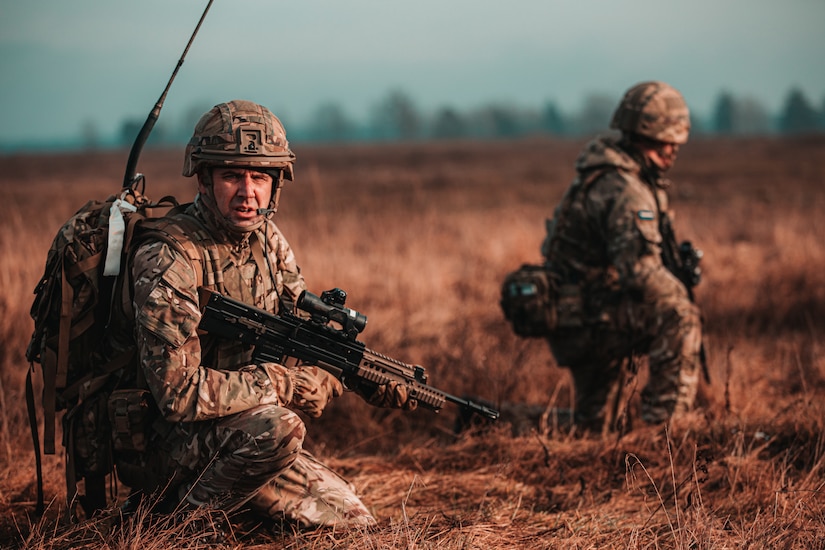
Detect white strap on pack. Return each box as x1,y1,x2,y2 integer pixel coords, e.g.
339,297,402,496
103,195,138,276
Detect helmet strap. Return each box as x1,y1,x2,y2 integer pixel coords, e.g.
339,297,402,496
622,134,663,176
266,169,285,213
196,168,214,194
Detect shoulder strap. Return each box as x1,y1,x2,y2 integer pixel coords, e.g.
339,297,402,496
250,234,276,299
135,211,225,294
25,368,44,514
544,167,610,264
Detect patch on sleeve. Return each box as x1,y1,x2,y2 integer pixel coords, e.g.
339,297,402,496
137,278,200,348
634,209,662,244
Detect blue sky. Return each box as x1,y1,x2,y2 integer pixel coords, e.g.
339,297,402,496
1,0,823,146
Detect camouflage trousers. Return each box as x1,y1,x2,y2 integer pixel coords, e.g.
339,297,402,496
147,404,375,528
547,288,701,428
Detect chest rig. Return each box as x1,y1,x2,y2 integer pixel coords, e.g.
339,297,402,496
138,208,285,368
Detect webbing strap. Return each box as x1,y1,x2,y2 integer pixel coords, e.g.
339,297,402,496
206,243,225,293
123,208,146,259
66,250,102,280
57,264,72,390
41,349,57,455
61,348,134,405
104,197,137,276
65,409,78,520
113,211,152,336
44,262,68,457
25,368,44,514
141,213,222,293
544,167,609,271
200,243,219,291
49,252,98,456
250,237,273,298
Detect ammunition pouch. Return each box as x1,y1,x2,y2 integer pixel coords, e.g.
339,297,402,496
500,264,558,338
108,389,154,453
64,391,113,479
555,283,585,329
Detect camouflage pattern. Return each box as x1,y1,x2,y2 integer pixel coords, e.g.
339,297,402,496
127,197,374,526
541,134,701,428
165,404,306,510
289,365,344,418
250,450,376,527
183,100,296,180
610,81,690,145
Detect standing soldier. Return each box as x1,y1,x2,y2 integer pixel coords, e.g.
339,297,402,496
540,81,704,431
117,100,415,527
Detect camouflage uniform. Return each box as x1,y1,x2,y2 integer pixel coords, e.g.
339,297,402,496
541,133,701,428
121,100,377,528
127,198,375,526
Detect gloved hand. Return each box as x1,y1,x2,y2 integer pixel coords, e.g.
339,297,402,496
359,381,418,411
259,362,295,406
288,366,343,418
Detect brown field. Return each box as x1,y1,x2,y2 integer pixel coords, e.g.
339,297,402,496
1,135,824,549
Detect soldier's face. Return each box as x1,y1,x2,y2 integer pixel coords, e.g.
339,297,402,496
201,168,273,228
645,142,680,171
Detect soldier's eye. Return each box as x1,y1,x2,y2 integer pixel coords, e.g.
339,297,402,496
251,174,272,184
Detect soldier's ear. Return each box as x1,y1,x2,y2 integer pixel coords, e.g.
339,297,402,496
196,169,211,195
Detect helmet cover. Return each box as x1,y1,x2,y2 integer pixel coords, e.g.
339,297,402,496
610,81,690,144
183,100,296,178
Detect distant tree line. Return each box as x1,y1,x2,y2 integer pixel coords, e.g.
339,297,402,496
101,86,825,149
708,87,823,135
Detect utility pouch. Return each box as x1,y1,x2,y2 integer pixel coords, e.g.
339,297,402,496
64,391,113,478
555,284,584,328
500,264,558,338
108,389,153,453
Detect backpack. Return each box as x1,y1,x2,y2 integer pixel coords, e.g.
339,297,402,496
499,263,558,338
25,185,179,517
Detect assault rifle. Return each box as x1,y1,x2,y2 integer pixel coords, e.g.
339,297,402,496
660,215,711,384
197,288,500,421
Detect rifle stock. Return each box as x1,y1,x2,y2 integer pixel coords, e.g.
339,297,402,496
197,288,499,420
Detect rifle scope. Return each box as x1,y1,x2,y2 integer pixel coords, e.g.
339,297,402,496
297,289,367,337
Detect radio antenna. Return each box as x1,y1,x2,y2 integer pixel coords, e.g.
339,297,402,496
122,0,215,189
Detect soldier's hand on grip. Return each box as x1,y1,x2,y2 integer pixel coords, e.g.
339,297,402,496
359,381,419,411
678,240,703,288
289,366,344,418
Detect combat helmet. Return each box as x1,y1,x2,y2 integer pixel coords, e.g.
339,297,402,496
610,81,690,144
183,100,296,179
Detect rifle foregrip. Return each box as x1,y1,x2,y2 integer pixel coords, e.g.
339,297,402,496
358,350,447,412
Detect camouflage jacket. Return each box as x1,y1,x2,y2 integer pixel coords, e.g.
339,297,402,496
541,135,686,311
130,196,307,422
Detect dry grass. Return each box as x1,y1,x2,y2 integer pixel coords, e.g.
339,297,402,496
1,136,824,548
